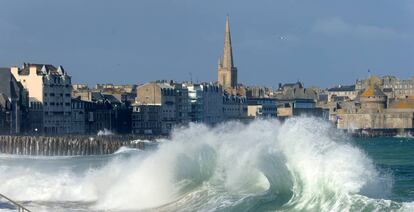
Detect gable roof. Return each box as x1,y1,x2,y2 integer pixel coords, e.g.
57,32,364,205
17,63,62,75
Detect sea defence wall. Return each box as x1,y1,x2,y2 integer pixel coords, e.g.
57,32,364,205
345,128,414,138
0,135,160,156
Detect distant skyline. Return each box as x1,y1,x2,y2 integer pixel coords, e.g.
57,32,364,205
1,0,413,88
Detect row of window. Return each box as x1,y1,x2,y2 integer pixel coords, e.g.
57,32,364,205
44,93,71,97
44,112,71,116
44,102,71,106
132,122,161,128
384,84,414,89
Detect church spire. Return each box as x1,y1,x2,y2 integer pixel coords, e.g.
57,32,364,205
222,15,234,68
217,15,238,89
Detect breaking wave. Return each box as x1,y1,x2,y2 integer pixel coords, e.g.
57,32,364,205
0,117,413,211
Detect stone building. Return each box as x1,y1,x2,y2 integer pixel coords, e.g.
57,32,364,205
276,99,326,120
131,104,162,135
70,97,117,135
93,83,137,103
247,98,277,118
27,98,43,134
173,83,191,125
274,81,318,101
336,77,414,131
0,68,28,134
356,75,414,99
246,86,273,98
223,94,248,121
11,63,72,134
217,16,238,90
186,83,224,125
135,81,179,134
72,84,133,134
327,85,357,102
71,98,87,134
72,84,90,101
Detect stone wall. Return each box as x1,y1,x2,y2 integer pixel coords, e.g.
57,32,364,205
0,135,160,156
337,112,413,130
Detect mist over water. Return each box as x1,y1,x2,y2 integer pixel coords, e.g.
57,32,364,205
0,117,413,211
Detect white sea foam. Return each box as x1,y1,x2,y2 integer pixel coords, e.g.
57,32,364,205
0,117,406,211
97,128,114,136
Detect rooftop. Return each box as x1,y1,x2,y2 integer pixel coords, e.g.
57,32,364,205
328,85,355,92
360,77,385,97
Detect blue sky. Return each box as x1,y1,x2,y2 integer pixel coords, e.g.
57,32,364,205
1,0,413,88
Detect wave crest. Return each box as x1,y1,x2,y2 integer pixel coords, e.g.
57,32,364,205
0,117,407,211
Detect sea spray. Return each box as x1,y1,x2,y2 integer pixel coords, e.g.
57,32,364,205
0,117,411,211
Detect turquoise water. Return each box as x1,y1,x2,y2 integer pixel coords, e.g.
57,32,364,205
353,137,414,203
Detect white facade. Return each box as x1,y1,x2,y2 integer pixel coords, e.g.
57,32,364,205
186,83,223,125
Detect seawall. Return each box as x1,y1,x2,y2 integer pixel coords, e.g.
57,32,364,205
0,135,161,156
345,128,414,138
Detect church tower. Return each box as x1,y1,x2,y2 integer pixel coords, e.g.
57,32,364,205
218,16,238,89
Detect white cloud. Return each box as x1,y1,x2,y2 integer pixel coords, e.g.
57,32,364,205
311,17,408,40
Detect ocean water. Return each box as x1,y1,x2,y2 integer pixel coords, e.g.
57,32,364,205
0,117,413,212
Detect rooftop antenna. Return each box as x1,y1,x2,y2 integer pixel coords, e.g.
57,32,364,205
189,72,193,83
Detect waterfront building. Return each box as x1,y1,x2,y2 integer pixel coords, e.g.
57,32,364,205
73,83,137,104
246,86,273,98
72,84,90,101
70,97,121,135
336,77,414,131
247,98,277,118
217,16,238,90
0,68,26,134
94,83,137,103
27,98,43,134
90,92,132,134
356,75,414,99
71,98,87,134
172,83,191,125
72,85,133,134
186,83,223,125
223,94,248,121
276,99,326,119
273,81,325,119
132,80,190,135
11,63,72,134
275,82,304,94
327,85,357,102
0,105,6,134
131,104,162,135
274,81,318,101
136,81,178,134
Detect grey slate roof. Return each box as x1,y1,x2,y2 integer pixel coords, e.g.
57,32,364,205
275,87,317,100
327,85,355,92
17,63,60,75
